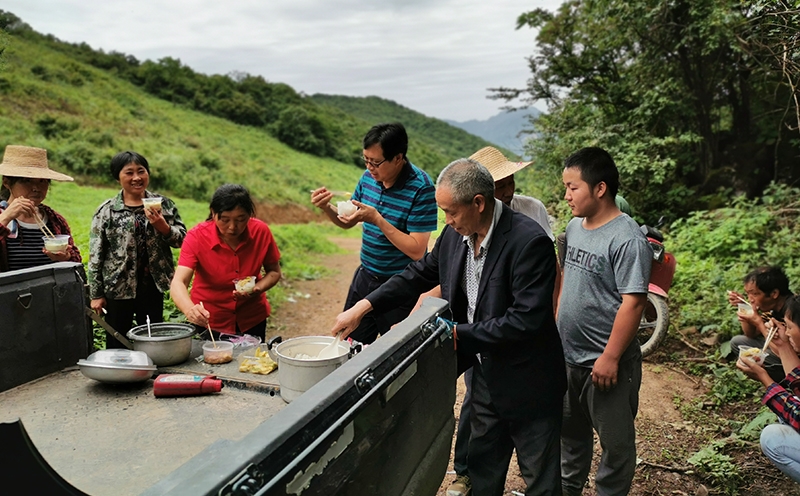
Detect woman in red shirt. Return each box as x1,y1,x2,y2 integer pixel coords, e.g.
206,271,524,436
170,184,281,340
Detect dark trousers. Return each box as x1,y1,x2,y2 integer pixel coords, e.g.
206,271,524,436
343,265,416,344
469,362,563,496
104,275,163,349
560,359,641,496
454,368,473,476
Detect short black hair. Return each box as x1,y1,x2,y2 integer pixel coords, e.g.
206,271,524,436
744,266,791,296
785,295,800,328
110,151,150,180
363,123,408,161
563,147,619,198
207,184,255,220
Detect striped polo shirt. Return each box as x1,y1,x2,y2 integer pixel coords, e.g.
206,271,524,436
7,221,50,271
352,160,437,277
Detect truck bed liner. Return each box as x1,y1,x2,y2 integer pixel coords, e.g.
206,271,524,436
0,349,285,495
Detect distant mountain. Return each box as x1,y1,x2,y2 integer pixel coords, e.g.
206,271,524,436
446,109,541,158
310,94,509,177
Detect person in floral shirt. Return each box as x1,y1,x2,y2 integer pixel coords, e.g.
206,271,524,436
738,295,800,482
0,145,81,271
88,151,186,348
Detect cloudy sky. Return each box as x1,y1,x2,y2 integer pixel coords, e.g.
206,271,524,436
4,0,562,122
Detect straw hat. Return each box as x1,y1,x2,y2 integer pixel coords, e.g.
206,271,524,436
469,146,531,181
0,145,73,182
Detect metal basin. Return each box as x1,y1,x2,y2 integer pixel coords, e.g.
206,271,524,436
77,349,156,384
127,323,196,366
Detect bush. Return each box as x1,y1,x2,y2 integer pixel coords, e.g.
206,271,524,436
687,440,741,494
149,153,224,202
50,141,108,177
36,114,79,139
669,183,800,341
271,105,330,156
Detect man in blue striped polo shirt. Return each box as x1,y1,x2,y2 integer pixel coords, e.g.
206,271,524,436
311,123,438,343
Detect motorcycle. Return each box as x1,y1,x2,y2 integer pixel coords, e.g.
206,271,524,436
638,224,676,357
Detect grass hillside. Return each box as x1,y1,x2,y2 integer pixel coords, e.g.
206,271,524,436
312,94,512,165
0,11,505,201
0,33,363,209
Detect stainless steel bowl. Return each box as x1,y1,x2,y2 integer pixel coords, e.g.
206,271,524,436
77,349,157,384
127,323,196,366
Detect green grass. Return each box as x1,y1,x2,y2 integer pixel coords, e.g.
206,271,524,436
46,183,348,302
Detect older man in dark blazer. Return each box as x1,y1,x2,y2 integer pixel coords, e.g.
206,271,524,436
332,158,567,496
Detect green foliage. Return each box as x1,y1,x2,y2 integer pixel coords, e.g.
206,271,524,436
668,183,800,341
272,105,332,157
705,362,762,406
500,0,800,223
738,407,777,441
687,440,741,494
271,223,347,281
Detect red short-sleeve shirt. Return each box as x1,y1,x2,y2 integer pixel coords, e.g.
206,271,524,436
178,218,281,335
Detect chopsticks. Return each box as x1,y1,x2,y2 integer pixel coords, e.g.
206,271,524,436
200,302,218,348
762,323,778,353
34,212,55,238
728,290,750,306
308,189,351,197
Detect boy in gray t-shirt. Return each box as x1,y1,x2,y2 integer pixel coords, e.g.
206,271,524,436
557,147,652,496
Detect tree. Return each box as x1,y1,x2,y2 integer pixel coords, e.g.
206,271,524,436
495,0,800,222
739,1,800,169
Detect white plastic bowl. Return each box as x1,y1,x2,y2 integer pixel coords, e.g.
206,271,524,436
203,341,234,364
739,346,766,365
42,234,70,253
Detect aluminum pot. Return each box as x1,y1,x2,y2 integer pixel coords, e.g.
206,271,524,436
267,335,354,403
127,323,196,366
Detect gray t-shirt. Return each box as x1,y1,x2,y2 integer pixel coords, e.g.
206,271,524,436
557,214,652,367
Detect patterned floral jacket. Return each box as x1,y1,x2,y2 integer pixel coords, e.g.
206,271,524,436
0,202,82,271
88,190,186,300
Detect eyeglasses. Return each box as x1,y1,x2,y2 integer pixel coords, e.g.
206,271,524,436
362,156,387,168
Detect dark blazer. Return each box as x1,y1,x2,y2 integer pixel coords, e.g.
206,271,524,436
368,204,567,420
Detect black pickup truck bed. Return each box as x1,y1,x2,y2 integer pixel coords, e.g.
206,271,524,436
0,263,456,496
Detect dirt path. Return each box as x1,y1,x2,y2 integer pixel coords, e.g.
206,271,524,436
268,237,711,495
268,236,360,338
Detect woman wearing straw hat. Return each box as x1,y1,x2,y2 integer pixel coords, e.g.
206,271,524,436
0,145,81,271
88,151,186,348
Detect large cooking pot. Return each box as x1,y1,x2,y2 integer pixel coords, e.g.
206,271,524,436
267,335,357,403
126,323,196,366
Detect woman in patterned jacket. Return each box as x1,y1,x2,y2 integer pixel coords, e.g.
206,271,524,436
88,151,186,348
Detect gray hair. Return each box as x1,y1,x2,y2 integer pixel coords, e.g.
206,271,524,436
436,158,495,204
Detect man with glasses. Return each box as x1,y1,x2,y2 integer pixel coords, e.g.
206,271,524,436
311,122,437,343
